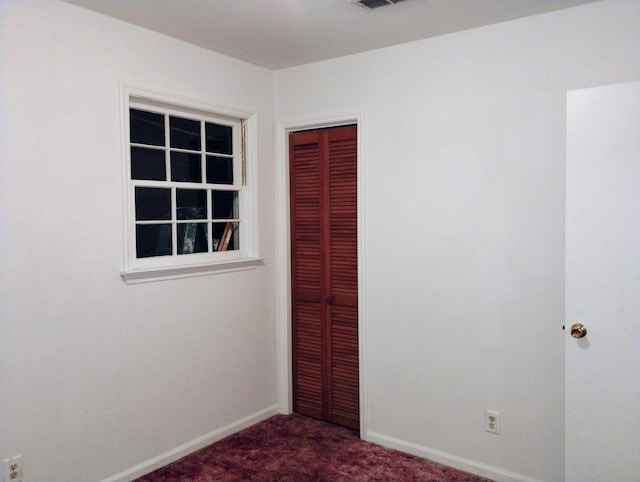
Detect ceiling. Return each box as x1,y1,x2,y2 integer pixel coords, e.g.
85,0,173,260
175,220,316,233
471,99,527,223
65,0,598,70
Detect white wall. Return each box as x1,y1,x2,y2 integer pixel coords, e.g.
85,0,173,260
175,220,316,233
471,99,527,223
1,1,277,480
275,1,639,480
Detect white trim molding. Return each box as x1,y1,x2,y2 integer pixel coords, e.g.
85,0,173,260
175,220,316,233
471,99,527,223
102,405,279,482
364,430,542,482
120,257,264,284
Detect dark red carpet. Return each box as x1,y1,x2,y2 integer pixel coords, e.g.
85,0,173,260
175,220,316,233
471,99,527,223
136,414,490,481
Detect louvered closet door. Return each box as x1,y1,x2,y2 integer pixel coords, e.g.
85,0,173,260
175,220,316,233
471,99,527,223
290,125,359,430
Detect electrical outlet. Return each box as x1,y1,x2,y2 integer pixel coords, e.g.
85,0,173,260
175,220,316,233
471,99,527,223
485,409,500,434
3,454,23,482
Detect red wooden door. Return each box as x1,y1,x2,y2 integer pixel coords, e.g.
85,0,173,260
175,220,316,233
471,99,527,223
289,124,359,429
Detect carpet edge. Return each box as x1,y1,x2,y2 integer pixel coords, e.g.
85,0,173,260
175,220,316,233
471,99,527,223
364,430,542,482
101,404,280,482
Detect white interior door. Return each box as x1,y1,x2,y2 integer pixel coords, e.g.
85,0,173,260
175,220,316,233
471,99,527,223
565,81,639,481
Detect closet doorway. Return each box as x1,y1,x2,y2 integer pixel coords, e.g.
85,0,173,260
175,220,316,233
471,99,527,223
289,124,359,430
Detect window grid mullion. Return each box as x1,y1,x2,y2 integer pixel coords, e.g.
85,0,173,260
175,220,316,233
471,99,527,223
171,187,177,256
133,179,239,190
200,121,207,186
164,113,171,183
207,189,213,253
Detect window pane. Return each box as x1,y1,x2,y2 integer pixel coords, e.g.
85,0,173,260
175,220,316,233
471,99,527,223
176,189,207,220
131,147,166,181
212,222,239,251
212,190,238,219
130,109,165,146
136,224,172,258
171,152,202,183
205,122,232,154
170,116,201,150
177,223,208,255
206,155,233,184
135,187,171,221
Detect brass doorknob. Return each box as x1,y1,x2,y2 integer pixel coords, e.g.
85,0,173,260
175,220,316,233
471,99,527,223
570,323,587,338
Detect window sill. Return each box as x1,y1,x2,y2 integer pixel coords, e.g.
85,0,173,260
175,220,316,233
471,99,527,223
120,257,264,284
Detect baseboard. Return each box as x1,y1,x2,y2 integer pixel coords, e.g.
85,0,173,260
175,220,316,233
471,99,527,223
103,404,279,482
363,430,541,482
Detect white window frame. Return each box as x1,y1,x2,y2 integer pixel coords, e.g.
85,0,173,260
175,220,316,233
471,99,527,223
119,83,261,283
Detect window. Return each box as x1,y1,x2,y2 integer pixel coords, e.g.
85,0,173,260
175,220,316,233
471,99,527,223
120,85,260,283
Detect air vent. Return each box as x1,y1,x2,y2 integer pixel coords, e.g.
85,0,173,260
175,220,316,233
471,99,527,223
352,0,406,9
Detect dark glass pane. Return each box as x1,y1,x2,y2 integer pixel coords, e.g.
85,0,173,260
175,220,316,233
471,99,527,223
130,109,165,146
205,123,232,154
170,116,201,150
131,147,166,181
176,189,206,220
212,222,239,251
212,190,238,219
136,224,172,258
135,187,171,221
171,152,202,183
177,223,208,255
206,155,233,184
